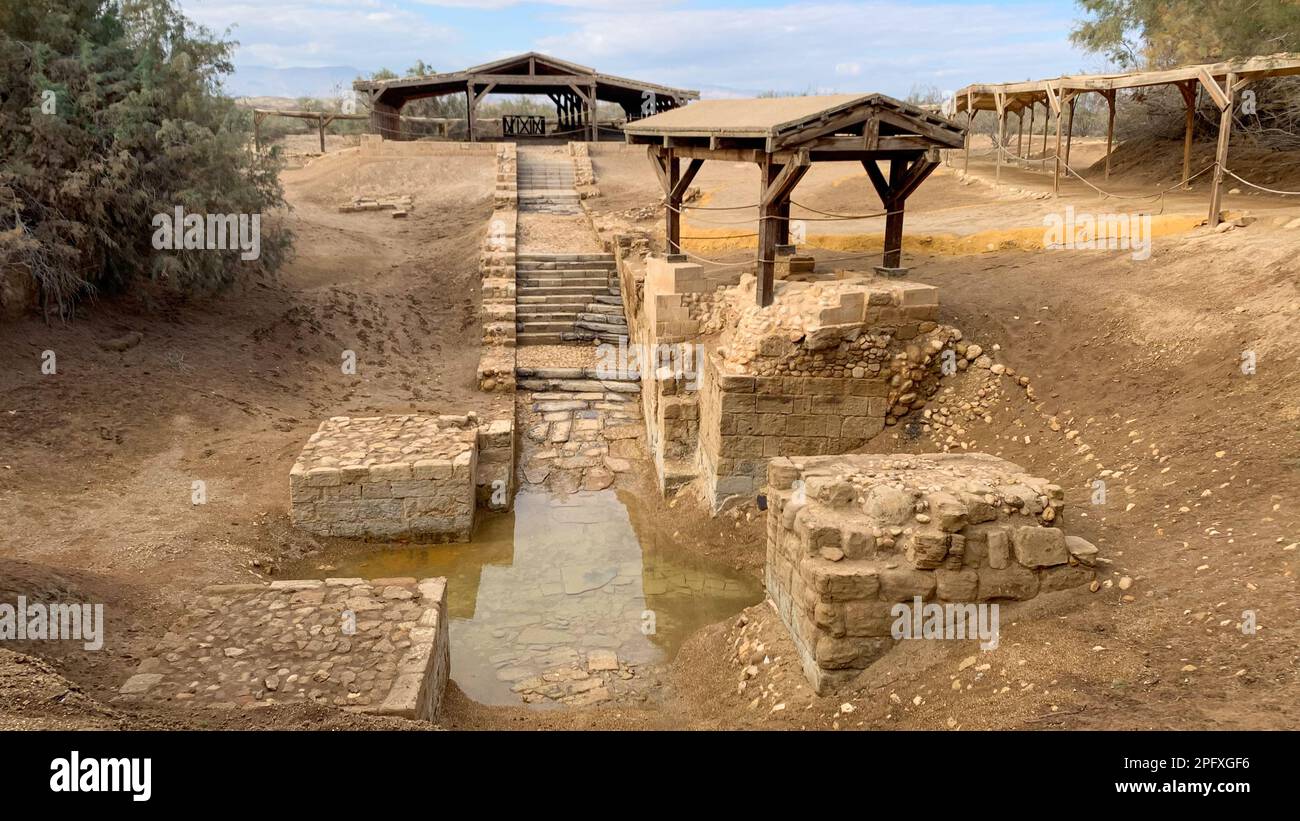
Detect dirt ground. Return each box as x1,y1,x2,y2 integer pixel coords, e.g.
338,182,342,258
2,134,1297,730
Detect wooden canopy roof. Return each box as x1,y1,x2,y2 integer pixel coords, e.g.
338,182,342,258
626,94,966,307
951,53,1300,115
353,51,699,111
624,93,965,159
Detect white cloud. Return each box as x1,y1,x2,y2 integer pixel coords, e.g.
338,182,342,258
179,1,463,69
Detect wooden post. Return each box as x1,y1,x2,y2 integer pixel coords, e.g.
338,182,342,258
1179,81,1197,188
863,154,937,273
666,151,680,253
318,114,326,153
466,83,475,142
883,157,907,268
963,111,973,174
1104,90,1116,179
1052,90,1065,196
757,157,781,307
994,91,1006,186
1026,103,1034,158
1017,109,1025,158
1207,72,1237,228
1064,97,1076,177
1041,96,1050,169
590,84,598,141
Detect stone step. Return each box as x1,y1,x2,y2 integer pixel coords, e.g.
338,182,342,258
516,366,641,384
517,285,609,297
516,303,584,315
517,294,604,306
575,319,628,335
516,332,572,345
577,312,626,325
516,260,616,269
518,378,642,394
515,269,614,280
517,253,616,262
562,329,625,344
519,277,609,289
516,320,576,333
592,295,623,306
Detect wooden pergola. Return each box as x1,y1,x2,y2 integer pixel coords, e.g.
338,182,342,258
951,53,1300,226
353,52,699,142
623,94,965,306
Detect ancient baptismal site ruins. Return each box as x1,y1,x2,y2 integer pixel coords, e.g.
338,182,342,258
4,4,1300,741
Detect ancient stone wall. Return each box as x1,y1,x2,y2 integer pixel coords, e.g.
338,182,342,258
290,415,480,541
475,418,516,512
764,453,1099,693
477,143,518,392
695,275,959,509
613,245,747,493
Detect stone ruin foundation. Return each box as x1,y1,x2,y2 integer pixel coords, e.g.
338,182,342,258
696,274,949,509
764,452,1099,693
290,413,514,542
116,577,450,721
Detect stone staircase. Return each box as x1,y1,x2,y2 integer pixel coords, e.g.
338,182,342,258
517,153,581,214
515,253,628,345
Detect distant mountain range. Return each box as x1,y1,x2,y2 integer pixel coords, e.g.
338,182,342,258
221,65,365,100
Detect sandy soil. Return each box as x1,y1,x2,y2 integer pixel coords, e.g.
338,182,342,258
2,135,1298,731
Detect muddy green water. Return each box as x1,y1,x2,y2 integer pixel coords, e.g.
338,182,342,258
287,488,762,706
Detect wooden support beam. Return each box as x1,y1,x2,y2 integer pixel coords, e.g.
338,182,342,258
667,157,704,254
1207,72,1236,228
757,157,781,307
963,111,973,174
1052,91,1069,196
1040,98,1050,168
1063,96,1076,177
1026,104,1035,159
1017,110,1025,158
882,157,908,269
994,90,1006,186
466,84,475,142
1104,90,1116,180
1198,68,1230,110
665,151,680,253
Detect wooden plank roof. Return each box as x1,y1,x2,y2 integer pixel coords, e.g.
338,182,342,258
952,52,1300,113
354,51,698,103
624,93,965,155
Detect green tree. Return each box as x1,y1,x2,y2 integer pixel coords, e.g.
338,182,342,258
1072,0,1300,68
0,0,289,316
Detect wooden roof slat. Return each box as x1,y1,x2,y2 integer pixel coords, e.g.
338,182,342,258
353,51,699,103
623,93,965,151
952,52,1300,113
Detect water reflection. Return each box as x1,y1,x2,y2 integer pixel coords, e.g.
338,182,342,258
288,488,761,706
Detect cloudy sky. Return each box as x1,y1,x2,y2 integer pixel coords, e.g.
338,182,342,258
179,0,1108,98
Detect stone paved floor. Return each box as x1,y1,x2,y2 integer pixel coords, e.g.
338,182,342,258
517,382,644,494
115,577,449,720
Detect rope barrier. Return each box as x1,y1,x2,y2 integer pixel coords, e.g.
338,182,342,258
1222,168,1300,196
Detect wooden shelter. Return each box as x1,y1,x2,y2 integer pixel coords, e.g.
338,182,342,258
951,53,1300,226
623,94,965,306
352,52,698,142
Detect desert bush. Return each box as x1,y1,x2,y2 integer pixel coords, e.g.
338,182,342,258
0,0,290,318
